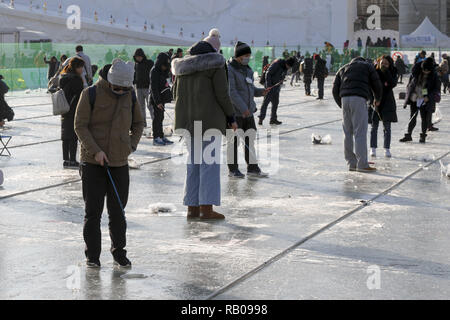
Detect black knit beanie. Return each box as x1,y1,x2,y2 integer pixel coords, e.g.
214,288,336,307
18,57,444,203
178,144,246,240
422,57,434,71
235,41,251,58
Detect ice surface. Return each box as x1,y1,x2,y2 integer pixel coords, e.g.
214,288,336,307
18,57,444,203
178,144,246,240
1,80,450,300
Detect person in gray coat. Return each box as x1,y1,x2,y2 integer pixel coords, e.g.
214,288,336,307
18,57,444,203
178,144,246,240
227,42,268,178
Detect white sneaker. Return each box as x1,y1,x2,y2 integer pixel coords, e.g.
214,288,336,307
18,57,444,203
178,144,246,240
370,148,376,158
385,149,392,158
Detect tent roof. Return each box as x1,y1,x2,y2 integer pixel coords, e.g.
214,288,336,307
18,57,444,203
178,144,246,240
409,17,449,42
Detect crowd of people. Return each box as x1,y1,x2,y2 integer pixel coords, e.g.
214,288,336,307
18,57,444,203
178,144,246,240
0,29,448,268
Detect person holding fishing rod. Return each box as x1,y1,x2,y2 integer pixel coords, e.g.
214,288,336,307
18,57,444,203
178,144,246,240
226,41,269,179
258,56,296,126
369,55,398,158
75,59,145,268
399,57,441,144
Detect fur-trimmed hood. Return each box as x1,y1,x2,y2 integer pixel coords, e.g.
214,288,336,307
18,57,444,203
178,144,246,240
171,53,226,76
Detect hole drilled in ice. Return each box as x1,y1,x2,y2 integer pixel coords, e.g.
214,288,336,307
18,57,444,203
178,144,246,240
148,203,177,214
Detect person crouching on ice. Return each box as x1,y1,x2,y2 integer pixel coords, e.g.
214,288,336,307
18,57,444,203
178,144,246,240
75,59,144,268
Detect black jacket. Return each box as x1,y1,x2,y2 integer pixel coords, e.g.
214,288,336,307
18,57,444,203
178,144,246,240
44,57,60,80
371,68,398,123
265,59,288,88
150,52,170,105
313,57,328,79
332,57,383,107
394,58,407,75
404,62,441,112
133,49,154,89
59,72,84,140
301,58,314,77
0,79,13,122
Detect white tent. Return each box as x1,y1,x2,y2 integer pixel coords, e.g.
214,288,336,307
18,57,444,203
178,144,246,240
401,17,450,48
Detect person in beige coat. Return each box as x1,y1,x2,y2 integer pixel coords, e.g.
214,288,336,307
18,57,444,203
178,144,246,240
75,59,144,268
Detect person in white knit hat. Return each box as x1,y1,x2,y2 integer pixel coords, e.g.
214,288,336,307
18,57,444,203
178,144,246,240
204,28,221,52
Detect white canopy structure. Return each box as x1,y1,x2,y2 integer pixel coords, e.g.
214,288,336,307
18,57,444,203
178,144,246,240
401,17,450,48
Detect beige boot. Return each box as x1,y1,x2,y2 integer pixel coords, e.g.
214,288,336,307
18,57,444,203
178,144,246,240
200,205,225,220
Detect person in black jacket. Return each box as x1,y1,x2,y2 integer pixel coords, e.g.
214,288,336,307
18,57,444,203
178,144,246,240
133,48,154,128
59,57,85,169
150,52,173,146
333,57,383,172
400,58,441,144
370,55,398,158
300,56,314,96
394,56,407,84
312,54,328,100
44,56,59,81
0,75,14,128
258,56,296,126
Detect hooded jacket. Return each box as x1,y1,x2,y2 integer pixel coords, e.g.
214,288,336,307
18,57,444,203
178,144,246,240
404,61,441,112
149,52,170,105
332,57,383,107
227,58,265,117
75,65,145,167
59,72,84,140
172,41,235,135
133,49,154,89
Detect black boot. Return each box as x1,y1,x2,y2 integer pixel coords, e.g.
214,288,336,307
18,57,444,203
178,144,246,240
399,134,412,143
419,133,427,144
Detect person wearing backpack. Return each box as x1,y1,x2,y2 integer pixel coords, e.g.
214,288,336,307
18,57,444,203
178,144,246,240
74,59,145,268
59,57,85,169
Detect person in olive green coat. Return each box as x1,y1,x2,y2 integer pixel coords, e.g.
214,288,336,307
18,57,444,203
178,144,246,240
172,39,237,220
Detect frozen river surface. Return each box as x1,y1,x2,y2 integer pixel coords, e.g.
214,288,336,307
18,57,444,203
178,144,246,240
1,79,450,300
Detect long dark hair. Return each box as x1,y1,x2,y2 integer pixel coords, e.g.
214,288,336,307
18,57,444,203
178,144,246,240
61,57,85,75
377,55,396,73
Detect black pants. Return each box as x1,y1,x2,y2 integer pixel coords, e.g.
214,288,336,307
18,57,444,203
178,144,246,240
259,87,280,122
81,163,129,260
227,116,258,172
407,102,432,135
304,77,312,95
62,139,77,162
317,77,325,99
152,102,165,139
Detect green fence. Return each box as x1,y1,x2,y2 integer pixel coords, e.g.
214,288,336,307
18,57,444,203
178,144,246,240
0,43,273,92
1,42,449,92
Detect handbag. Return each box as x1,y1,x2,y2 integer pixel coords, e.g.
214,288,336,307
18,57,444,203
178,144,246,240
51,88,71,115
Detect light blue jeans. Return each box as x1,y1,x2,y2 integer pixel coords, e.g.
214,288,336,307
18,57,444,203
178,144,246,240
183,136,222,207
